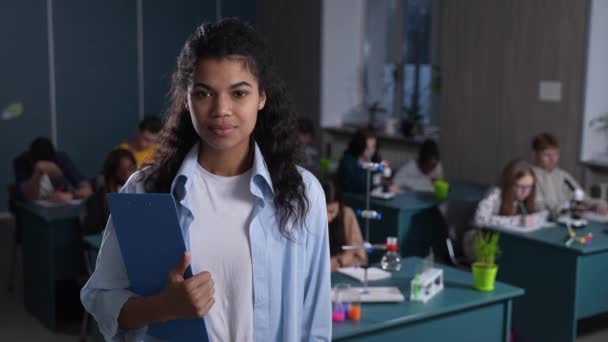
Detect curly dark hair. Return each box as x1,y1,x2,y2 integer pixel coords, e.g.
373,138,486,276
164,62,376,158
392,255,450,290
142,18,308,238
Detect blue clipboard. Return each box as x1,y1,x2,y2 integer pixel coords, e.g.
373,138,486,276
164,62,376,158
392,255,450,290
107,193,208,342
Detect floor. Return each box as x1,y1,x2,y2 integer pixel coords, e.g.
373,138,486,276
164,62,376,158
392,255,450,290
1,214,607,341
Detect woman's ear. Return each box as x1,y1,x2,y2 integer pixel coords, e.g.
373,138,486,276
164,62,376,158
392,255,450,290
258,90,267,110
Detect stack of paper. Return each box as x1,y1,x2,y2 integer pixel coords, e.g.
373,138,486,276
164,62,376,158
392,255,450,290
337,266,392,282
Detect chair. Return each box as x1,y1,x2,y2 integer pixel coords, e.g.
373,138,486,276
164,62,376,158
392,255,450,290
437,199,480,269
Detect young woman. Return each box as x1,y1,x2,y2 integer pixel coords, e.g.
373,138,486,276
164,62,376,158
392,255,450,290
322,178,366,272
336,129,396,194
81,19,331,342
81,149,136,235
475,159,548,228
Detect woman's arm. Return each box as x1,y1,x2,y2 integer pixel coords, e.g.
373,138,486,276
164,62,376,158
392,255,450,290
338,206,367,267
474,188,522,228
302,181,332,341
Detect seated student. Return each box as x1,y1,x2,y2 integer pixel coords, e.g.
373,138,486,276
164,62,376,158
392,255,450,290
116,116,162,167
337,129,397,193
531,133,607,217
297,117,321,176
322,178,366,272
14,137,92,203
394,139,444,192
81,149,136,235
475,159,548,228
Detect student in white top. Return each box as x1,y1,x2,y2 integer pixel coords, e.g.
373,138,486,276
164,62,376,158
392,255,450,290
475,159,548,228
394,139,444,192
81,19,331,342
531,132,607,217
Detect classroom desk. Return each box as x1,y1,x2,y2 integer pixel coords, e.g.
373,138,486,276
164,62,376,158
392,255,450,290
495,221,608,342
15,201,85,331
332,257,524,341
344,181,487,257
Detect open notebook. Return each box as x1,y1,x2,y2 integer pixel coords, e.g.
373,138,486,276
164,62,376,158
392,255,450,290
488,222,556,234
35,199,83,207
337,266,392,282
332,286,405,303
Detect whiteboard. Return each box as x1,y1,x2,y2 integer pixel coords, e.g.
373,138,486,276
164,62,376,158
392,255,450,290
581,0,608,166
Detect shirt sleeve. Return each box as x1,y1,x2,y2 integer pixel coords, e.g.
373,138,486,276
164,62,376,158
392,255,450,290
474,188,522,228
301,179,332,341
80,175,147,341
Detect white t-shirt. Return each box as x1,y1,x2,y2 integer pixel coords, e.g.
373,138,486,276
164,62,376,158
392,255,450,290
393,160,444,192
188,164,255,342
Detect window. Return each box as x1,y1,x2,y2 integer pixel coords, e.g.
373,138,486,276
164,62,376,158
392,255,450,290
365,0,436,126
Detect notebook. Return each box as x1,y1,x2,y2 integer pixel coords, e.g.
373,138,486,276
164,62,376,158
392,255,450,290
107,193,208,342
337,266,392,282
332,286,405,303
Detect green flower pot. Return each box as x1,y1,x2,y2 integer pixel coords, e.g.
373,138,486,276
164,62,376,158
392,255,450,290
472,262,498,291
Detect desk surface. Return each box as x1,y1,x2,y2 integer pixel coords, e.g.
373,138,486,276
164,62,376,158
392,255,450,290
492,221,608,255
331,257,524,340
344,181,488,212
16,201,82,222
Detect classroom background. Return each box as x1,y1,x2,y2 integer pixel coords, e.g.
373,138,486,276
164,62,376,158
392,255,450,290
2,0,608,341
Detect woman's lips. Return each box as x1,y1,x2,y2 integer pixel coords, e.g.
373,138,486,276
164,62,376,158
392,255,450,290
209,125,236,136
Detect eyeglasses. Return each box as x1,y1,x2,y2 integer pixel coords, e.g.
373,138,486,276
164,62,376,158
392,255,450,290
513,184,533,192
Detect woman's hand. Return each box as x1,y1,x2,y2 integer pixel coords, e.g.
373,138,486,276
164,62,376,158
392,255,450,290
160,252,215,320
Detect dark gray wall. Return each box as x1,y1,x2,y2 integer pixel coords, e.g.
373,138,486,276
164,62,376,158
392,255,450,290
256,0,322,142
0,0,254,211
440,0,590,185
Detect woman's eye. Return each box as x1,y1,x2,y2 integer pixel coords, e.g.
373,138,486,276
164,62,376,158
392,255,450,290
193,90,211,98
233,90,248,97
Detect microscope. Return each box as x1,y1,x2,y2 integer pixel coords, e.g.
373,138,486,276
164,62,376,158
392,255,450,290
557,179,588,228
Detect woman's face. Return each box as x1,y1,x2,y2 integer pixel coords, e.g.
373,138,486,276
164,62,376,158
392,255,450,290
187,57,266,156
116,157,136,185
513,174,534,201
326,201,340,223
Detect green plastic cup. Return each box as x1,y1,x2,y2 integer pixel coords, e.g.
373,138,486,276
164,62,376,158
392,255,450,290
433,180,449,201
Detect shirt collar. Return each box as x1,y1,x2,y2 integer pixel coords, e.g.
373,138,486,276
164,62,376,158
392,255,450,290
170,142,274,203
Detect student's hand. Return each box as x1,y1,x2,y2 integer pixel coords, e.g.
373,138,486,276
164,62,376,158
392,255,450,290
387,184,398,193
523,216,535,227
48,191,74,203
74,185,93,199
161,252,215,320
35,161,63,178
595,203,608,215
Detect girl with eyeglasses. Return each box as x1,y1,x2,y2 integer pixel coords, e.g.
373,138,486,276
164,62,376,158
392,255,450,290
474,159,548,228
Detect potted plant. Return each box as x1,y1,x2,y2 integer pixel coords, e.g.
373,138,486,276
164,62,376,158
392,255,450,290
400,106,422,137
471,231,500,291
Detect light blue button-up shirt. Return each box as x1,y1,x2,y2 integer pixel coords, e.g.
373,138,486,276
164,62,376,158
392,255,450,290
81,143,332,341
